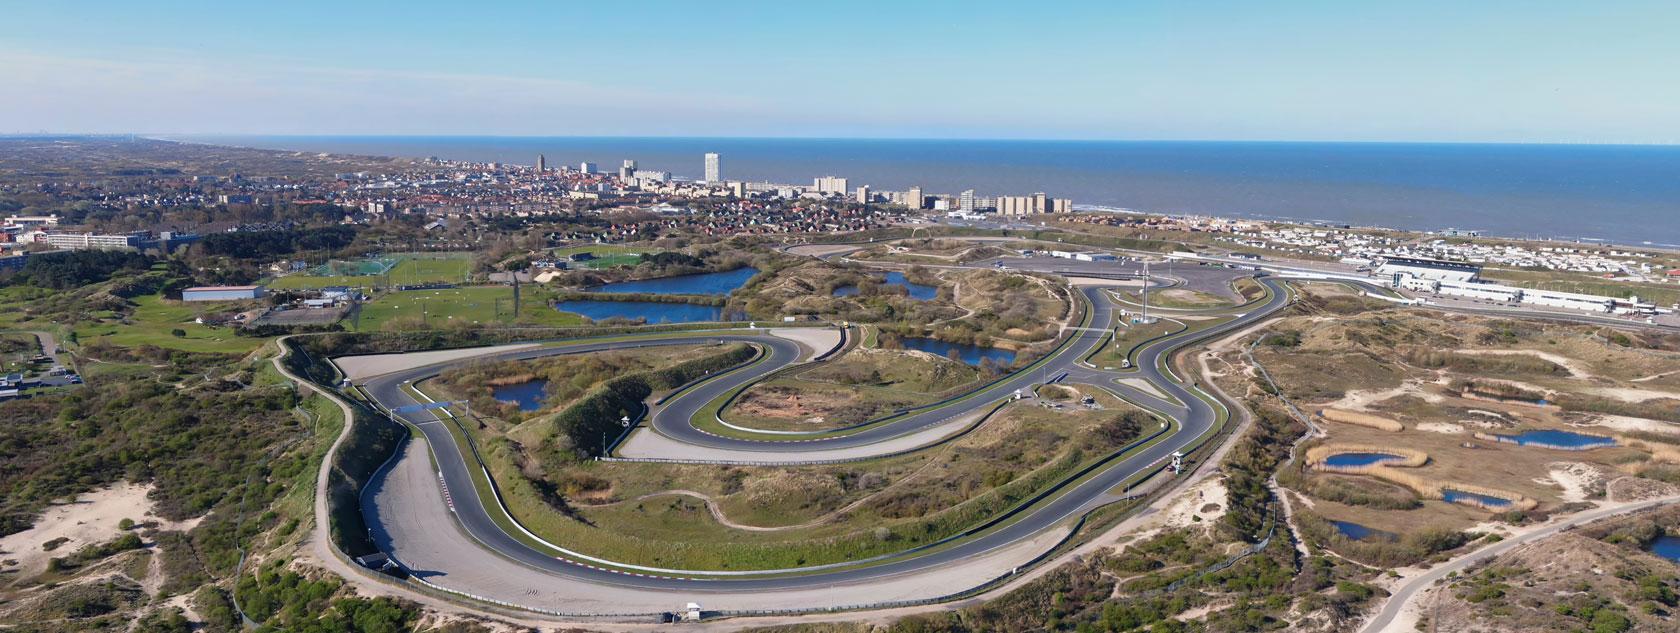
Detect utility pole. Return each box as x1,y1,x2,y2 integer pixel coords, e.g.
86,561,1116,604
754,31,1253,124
1141,260,1150,324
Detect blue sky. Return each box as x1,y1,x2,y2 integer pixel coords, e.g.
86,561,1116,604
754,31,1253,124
2,1,1676,142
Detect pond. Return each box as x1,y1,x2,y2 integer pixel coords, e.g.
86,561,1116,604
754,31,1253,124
1492,429,1616,449
556,300,724,324
491,379,548,412
1331,520,1397,542
1650,534,1680,563
590,267,759,296
1322,452,1404,468
834,271,939,301
1442,489,1512,508
900,336,1016,367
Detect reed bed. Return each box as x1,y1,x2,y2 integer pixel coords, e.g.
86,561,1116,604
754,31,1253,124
1318,408,1404,432
1305,445,1535,511
1306,443,1428,468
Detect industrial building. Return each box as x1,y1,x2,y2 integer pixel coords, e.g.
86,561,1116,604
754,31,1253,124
182,285,268,302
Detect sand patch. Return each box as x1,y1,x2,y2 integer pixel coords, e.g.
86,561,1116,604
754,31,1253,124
1542,462,1605,503
0,482,167,580
1155,476,1228,530
1324,381,1442,411
1417,422,1465,434
1589,414,1679,436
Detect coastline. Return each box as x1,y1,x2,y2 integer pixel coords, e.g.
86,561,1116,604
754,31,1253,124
158,134,1680,248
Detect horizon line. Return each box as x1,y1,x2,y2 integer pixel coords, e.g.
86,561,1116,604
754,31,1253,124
2,132,1677,148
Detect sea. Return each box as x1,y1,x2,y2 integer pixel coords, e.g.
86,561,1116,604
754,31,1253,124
173,136,1680,247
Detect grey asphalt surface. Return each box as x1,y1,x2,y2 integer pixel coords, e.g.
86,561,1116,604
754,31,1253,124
352,275,1294,594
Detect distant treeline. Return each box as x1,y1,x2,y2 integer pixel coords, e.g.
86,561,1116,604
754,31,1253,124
4,250,154,289
196,225,357,259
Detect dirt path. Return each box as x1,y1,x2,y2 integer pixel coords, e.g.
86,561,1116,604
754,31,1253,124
1631,368,1680,383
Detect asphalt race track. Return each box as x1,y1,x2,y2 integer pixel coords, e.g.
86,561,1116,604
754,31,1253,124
342,270,1296,616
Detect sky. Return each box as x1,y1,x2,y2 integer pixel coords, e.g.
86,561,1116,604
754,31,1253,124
2,1,1677,143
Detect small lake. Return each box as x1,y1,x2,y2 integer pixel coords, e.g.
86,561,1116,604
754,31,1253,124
591,267,759,296
1650,534,1680,563
492,379,548,412
556,300,723,324
1493,429,1616,449
900,336,1016,367
1331,520,1397,542
1442,489,1513,508
1323,452,1403,468
834,271,939,301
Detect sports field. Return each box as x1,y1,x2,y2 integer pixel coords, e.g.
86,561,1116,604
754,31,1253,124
352,286,584,331
268,253,474,289
554,245,655,269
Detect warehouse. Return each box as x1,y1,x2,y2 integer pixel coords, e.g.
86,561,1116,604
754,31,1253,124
182,285,268,302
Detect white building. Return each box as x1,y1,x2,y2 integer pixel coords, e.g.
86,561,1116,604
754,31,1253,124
813,176,849,195
41,231,148,250
703,153,720,183
1375,256,1481,284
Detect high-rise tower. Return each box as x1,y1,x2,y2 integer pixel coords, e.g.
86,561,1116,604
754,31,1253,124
704,153,720,183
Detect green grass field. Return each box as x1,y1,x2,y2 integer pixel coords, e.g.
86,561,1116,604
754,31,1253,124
554,245,655,269
73,294,265,354
268,253,474,289
351,286,584,331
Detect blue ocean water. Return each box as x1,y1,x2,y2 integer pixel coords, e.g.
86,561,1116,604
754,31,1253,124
178,136,1680,246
